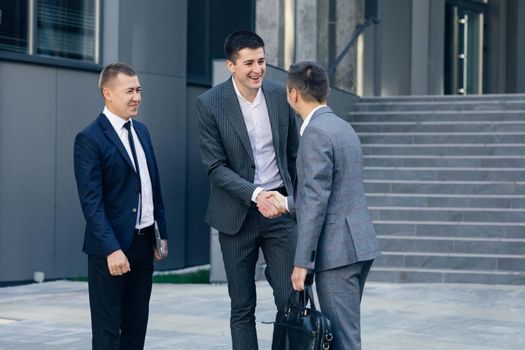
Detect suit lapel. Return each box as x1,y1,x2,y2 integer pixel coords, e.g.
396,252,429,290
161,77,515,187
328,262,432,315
262,81,281,159
220,79,254,161
134,122,156,186
98,113,135,170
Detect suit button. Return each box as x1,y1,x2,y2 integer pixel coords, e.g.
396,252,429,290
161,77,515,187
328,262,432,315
250,165,255,169
132,208,137,213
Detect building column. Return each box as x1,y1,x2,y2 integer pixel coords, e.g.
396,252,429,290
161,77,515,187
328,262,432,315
410,0,445,95
256,0,282,67
295,0,318,62
333,0,363,93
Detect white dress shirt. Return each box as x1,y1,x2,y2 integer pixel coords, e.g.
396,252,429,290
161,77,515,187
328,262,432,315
103,106,154,228
232,78,284,202
300,105,327,136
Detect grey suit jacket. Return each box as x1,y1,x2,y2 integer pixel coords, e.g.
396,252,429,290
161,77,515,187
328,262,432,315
290,106,380,272
196,78,299,234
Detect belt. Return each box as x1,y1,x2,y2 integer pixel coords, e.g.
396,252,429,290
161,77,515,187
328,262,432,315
135,223,154,236
272,186,288,197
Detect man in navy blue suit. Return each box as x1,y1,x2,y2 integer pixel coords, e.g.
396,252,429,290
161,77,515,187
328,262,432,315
74,62,168,350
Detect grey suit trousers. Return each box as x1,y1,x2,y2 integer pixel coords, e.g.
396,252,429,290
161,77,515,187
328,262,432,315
219,206,297,350
315,260,374,350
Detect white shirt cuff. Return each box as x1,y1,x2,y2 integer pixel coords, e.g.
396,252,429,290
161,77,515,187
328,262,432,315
252,187,264,203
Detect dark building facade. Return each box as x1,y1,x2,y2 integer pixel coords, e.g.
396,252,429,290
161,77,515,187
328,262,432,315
1,0,525,282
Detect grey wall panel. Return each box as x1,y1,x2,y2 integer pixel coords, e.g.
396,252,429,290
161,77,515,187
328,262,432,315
328,88,360,121
506,0,519,93
362,23,379,96
185,86,210,266
0,62,56,281
427,0,445,95
118,0,187,79
138,73,187,269
379,0,412,96
0,1,189,282
516,1,525,92
54,70,101,278
102,0,120,65
410,0,430,95
487,0,507,93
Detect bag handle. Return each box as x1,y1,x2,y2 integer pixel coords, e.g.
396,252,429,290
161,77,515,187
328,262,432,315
304,284,317,310
287,273,317,310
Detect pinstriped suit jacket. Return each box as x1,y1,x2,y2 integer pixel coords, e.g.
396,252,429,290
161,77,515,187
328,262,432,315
196,78,299,234
291,107,381,272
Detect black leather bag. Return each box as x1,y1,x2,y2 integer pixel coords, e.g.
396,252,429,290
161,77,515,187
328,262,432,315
273,284,333,350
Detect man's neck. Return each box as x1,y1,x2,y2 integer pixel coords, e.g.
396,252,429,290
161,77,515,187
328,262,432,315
300,102,324,120
105,105,130,121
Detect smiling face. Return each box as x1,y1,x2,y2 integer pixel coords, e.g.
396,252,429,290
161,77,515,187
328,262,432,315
103,73,141,120
227,47,266,101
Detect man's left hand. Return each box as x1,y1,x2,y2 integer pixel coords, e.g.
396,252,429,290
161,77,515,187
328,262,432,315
154,239,169,261
291,266,308,291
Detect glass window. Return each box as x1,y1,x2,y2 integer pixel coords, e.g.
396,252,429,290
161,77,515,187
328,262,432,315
187,0,255,85
0,0,99,65
0,0,29,53
37,0,96,62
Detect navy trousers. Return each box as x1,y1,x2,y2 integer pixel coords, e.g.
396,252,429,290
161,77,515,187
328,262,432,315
88,233,154,350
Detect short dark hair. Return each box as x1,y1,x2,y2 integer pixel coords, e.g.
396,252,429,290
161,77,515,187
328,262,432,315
224,30,265,63
287,61,330,103
98,62,137,96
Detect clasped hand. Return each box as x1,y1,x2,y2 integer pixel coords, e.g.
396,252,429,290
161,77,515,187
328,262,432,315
256,190,287,218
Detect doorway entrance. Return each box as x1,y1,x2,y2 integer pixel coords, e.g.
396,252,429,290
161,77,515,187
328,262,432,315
444,0,488,95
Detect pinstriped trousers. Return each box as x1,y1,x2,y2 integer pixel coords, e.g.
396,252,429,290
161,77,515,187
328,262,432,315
219,206,297,350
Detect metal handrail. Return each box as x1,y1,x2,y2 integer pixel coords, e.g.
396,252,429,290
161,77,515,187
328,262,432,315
327,17,379,76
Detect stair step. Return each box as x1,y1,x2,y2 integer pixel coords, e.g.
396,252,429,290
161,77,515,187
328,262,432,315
366,193,525,209
347,110,525,123
375,252,525,271
360,93,525,103
355,94,525,284
359,132,525,144
364,167,525,181
371,206,525,223
377,235,525,254
354,100,525,112
362,144,525,156
364,180,525,195
363,155,525,168
353,121,525,133
374,221,525,239
367,267,525,284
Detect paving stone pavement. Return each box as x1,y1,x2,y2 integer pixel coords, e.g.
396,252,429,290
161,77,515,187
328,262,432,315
0,280,523,349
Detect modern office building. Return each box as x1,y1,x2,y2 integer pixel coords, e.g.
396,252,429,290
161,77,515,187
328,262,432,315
1,0,524,283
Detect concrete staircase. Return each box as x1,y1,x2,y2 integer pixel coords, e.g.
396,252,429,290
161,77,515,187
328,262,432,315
349,94,525,285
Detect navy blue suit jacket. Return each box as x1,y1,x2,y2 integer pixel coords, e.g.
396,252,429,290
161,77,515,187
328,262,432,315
74,113,167,256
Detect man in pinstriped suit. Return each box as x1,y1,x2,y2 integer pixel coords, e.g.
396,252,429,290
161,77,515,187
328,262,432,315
196,31,299,350
284,62,381,350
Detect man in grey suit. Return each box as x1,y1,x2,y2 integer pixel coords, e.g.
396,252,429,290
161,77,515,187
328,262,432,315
279,61,380,350
196,31,299,350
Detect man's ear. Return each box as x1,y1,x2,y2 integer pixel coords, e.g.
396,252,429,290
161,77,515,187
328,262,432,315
291,88,299,103
103,87,111,101
226,59,235,74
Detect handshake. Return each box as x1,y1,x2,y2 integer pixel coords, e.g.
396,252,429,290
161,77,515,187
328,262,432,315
256,190,288,218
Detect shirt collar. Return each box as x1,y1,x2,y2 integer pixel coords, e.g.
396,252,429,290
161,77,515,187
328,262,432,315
300,105,327,136
103,106,132,132
232,76,262,106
